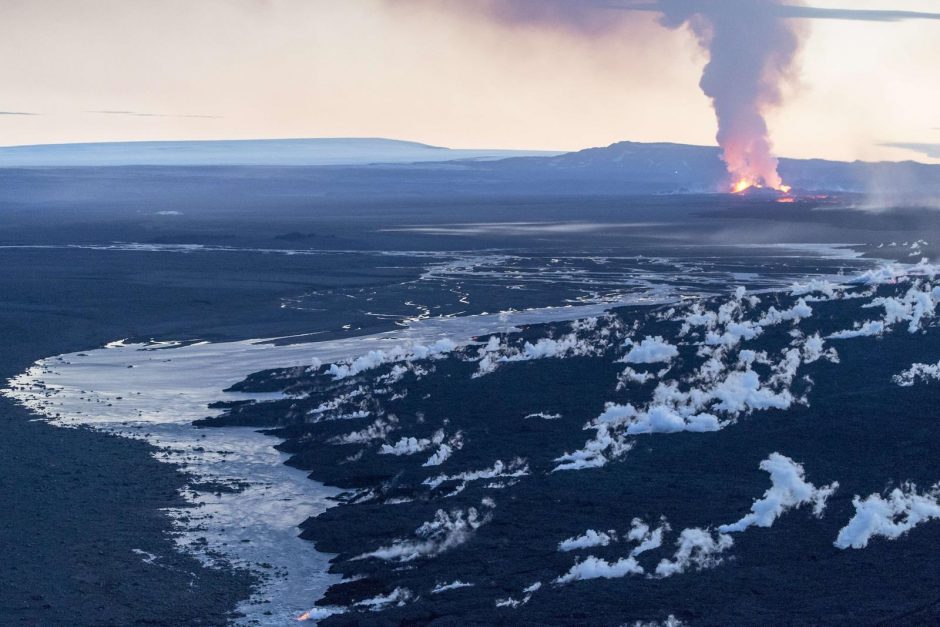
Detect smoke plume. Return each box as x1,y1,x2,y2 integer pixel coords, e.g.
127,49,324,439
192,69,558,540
654,0,807,191
387,0,813,192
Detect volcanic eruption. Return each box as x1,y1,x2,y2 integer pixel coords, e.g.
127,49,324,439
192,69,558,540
387,0,811,195
654,0,805,194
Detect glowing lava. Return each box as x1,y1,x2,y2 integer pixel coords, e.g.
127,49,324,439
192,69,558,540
731,178,793,196
297,611,310,621
732,179,756,194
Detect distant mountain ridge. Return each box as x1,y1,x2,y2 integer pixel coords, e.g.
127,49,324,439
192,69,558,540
480,141,940,195
0,137,562,167
1,137,936,195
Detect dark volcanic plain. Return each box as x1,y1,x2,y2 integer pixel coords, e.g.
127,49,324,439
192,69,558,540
210,284,940,626
1,161,939,625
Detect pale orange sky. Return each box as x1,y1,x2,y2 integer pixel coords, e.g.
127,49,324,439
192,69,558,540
1,0,937,163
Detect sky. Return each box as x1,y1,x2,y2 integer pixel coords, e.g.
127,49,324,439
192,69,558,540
1,0,938,163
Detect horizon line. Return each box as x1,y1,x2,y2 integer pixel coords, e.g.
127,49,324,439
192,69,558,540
0,136,936,168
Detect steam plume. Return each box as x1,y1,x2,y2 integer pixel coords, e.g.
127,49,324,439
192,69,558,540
653,0,807,191
390,0,808,192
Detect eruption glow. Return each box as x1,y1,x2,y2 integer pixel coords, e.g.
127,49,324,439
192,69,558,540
732,178,793,195
732,179,756,194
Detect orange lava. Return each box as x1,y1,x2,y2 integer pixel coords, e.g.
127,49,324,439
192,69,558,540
297,611,310,621
731,178,793,196
732,179,756,194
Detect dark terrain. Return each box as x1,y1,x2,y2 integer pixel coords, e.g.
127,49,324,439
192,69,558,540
1,151,938,625
209,282,940,626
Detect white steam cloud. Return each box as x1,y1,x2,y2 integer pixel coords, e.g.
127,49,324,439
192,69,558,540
554,454,833,585
718,452,837,533
558,529,616,552
354,500,495,562
621,335,680,364
835,483,940,549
